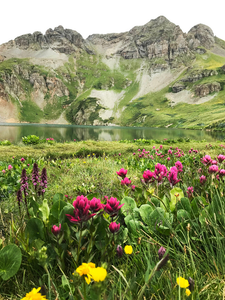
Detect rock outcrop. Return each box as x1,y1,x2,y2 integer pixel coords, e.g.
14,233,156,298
187,24,215,49
195,82,221,97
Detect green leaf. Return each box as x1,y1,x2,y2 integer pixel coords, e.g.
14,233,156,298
59,204,74,225
120,197,137,216
139,204,153,226
177,209,191,222
0,244,22,280
177,197,191,214
25,218,45,243
52,193,64,203
170,188,184,212
39,199,50,223
51,200,68,220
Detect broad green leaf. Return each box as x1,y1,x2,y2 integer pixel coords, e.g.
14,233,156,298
177,209,191,222
0,244,22,280
177,197,191,214
25,218,45,243
170,188,184,212
52,193,64,203
139,204,153,226
39,199,50,223
120,197,137,216
59,204,74,225
51,200,68,220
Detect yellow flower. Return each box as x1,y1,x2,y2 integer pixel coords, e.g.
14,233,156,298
185,289,191,296
177,277,189,289
85,273,92,285
90,267,107,282
76,262,96,276
21,287,47,300
124,245,133,255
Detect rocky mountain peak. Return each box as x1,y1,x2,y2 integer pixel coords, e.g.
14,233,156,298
187,24,215,49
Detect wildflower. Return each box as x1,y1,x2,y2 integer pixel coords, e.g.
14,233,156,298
131,185,135,191
133,152,136,155
167,157,170,161
217,154,225,163
177,277,189,288
121,177,131,186
21,169,29,196
175,161,183,172
124,245,133,255
154,163,168,182
90,267,107,282
187,186,194,198
116,245,123,258
168,166,180,187
32,163,40,190
21,157,25,162
143,170,155,183
65,195,68,198
51,224,61,236
208,165,219,174
118,153,121,156
199,175,207,185
168,149,173,155
89,197,104,212
219,169,225,177
104,197,124,217
21,287,46,300
201,155,212,165
158,246,166,260
185,289,191,296
66,195,96,223
39,168,47,195
8,165,13,170
109,222,120,233
116,168,127,179
211,160,217,165
76,262,96,275
160,145,163,149
2,169,5,173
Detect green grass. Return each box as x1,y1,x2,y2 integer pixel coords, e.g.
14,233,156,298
194,50,225,69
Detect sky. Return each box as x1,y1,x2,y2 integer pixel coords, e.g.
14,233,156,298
1,0,225,45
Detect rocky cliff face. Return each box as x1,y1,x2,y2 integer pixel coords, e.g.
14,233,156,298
0,16,225,128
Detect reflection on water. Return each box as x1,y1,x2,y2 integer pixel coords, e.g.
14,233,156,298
0,123,225,143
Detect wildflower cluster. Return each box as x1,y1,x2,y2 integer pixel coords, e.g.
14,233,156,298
76,262,107,284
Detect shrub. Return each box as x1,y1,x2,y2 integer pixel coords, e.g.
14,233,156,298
22,135,40,145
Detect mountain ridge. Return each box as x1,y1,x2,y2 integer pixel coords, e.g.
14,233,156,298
0,16,225,130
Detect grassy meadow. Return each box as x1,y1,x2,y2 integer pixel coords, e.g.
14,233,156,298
1,136,225,299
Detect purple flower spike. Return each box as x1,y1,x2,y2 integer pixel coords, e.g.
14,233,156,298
121,177,131,186
89,197,104,213
116,168,127,179
117,245,123,258
158,246,166,260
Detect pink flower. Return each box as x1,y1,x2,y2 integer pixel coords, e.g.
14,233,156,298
167,157,170,161
168,149,173,155
74,139,76,141
160,145,163,150
118,153,121,156
133,153,136,155
131,185,135,191
217,154,225,163
211,160,217,165
8,165,13,170
51,224,61,236
208,165,219,174
143,170,155,183
175,161,183,173
167,166,180,187
65,195,68,198
200,175,207,184
66,195,96,223
154,163,168,182
188,150,192,154
104,197,124,217
201,155,212,166
121,177,131,186
109,222,120,233
187,186,194,198
158,246,166,260
219,169,225,177
152,146,156,149
89,197,104,212
21,158,25,162
2,169,5,173
116,168,127,179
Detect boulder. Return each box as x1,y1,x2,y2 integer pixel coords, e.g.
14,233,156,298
195,82,221,97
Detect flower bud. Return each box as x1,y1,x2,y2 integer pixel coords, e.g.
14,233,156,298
116,245,123,258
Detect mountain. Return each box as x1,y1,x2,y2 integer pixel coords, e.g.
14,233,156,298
1,16,225,129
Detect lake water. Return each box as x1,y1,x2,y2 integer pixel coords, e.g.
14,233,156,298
0,123,224,144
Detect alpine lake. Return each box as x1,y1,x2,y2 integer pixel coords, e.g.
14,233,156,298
0,123,225,144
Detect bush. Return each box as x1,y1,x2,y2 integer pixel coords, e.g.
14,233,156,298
22,135,40,145
0,140,11,146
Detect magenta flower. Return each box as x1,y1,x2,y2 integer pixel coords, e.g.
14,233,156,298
208,165,219,174
143,170,155,183
167,166,180,187
20,157,25,162
51,224,61,236
2,169,5,173
117,245,123,258
211,160,217,165
66,195,96,223
158,246,166,260
89,197,104,212
8,165,13,170
168,149,173,155
116,168,127,179
219,169,225,177
187,186,194,198
109,222,120,233
201,155,212,165
104,197,124,217
131,185,135,191
167,157,170,161
121,177,131,186
175,161,183,172
199,175,207,185
217,154,225,163
154,163,168,182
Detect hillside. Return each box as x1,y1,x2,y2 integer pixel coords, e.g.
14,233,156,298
0,16,225,129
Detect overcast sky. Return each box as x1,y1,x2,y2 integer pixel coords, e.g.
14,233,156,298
1,0,225,45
